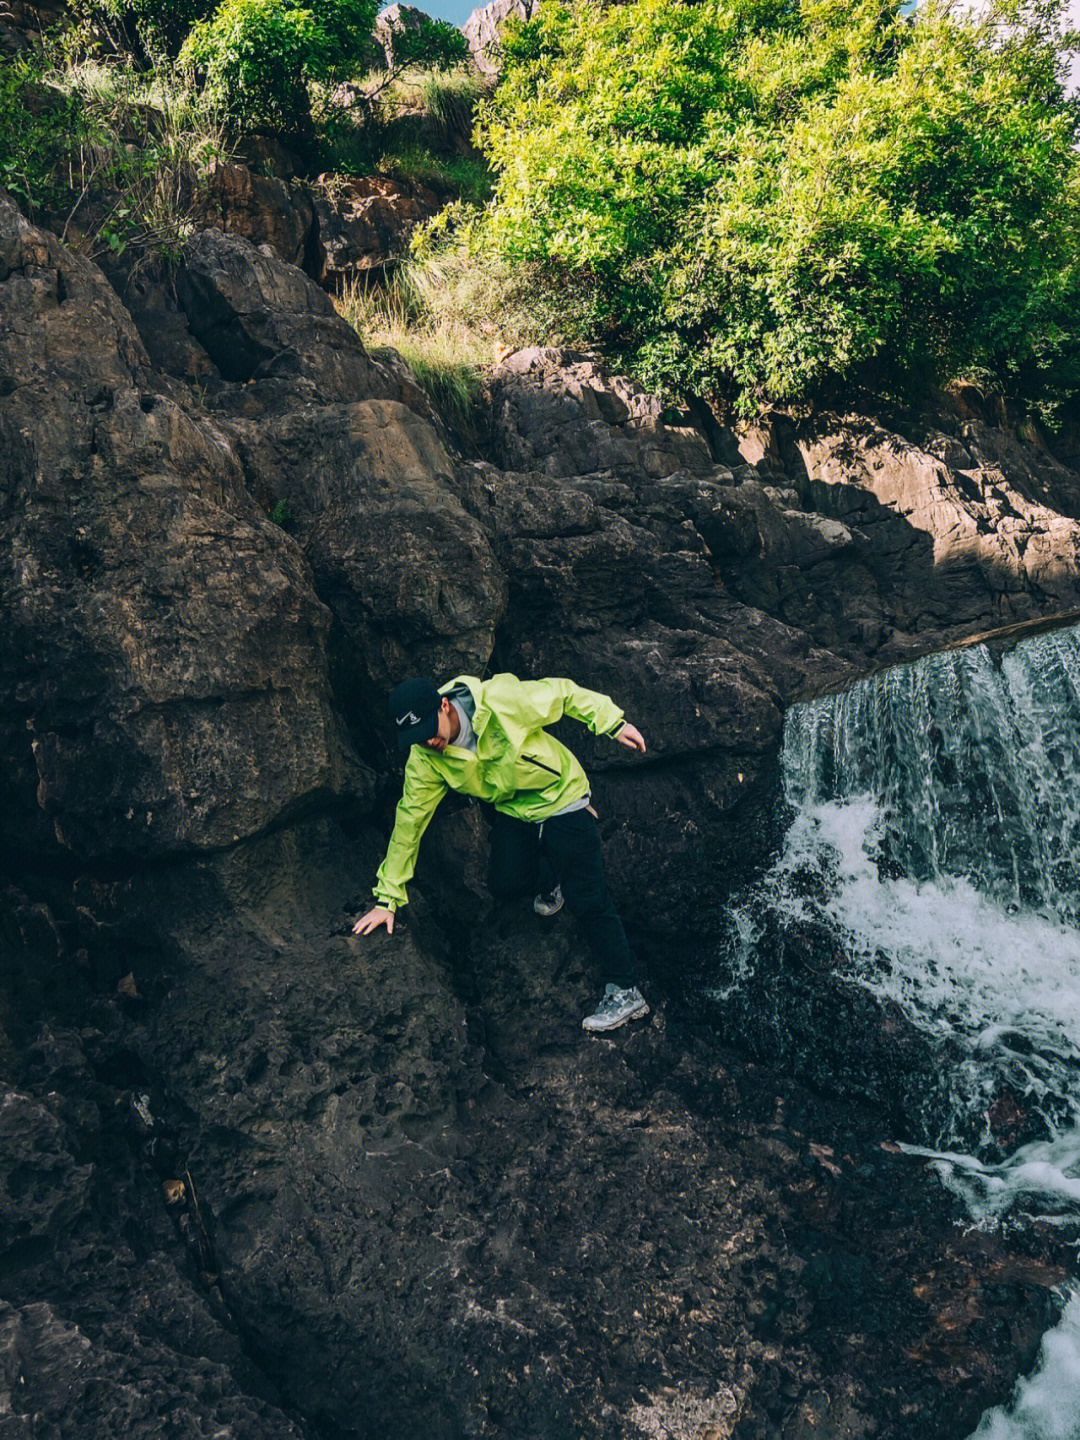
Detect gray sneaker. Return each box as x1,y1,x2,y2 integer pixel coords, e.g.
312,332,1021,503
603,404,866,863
533,884,564,917
582,984,649,1033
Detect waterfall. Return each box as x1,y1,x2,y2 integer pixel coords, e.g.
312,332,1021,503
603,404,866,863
714,622,1080,1438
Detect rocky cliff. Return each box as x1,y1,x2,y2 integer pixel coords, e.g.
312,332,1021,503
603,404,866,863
3,186,1080,1438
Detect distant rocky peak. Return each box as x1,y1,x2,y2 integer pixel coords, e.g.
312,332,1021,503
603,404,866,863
463,0,540,74
374,3,435,66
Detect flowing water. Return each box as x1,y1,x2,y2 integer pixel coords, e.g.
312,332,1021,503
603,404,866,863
714,623,1080,1436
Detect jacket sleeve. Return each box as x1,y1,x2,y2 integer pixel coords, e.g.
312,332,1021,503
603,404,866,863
373,752,448,911
514,676,625,738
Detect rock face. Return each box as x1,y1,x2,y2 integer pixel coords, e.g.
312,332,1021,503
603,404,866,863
5,187,1080,1440
309,175,442,287
463,0,540,73
226,397,508,702
485,346,716,478
0,0,67,51
0,199,367,861
175,226,390,395
194,159,315,269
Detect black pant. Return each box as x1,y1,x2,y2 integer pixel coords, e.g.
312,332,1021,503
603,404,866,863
488,807,637,990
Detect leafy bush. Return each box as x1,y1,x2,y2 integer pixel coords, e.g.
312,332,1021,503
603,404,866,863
0,58,83,213
475,0,1080,418
375,13,468,76
180,0,378,136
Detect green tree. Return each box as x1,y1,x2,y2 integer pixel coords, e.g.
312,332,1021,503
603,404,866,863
475,0,1080,419
180,0,378,137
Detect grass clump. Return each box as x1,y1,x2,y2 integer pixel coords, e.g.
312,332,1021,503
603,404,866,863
336,262,493,443
312,65,492,202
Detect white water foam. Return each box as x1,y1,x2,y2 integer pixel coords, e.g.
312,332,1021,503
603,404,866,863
725,624,1080,1436
760,796,1080,1153
968,1289,1080,1440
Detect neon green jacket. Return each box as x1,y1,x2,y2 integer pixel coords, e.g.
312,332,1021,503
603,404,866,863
373,673,626,911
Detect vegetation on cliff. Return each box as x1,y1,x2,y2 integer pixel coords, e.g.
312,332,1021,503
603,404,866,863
2,0,1077,428
0,0,484,258
467,0,1080,422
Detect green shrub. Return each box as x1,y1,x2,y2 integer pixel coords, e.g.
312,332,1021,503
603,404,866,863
180,0,378,137
0,59,83,213
378,15,468,76
475,0,1080,418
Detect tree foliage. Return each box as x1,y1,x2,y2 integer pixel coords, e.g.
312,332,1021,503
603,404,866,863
180,0,379,135
475,0,1080,418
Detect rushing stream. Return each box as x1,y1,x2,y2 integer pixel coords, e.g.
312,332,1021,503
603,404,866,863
715,622,1080,1437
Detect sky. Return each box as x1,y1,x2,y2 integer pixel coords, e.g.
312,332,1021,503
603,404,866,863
408,0,1080,88
415,0,482,25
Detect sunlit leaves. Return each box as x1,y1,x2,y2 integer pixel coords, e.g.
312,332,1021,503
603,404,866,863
476,0,1080,416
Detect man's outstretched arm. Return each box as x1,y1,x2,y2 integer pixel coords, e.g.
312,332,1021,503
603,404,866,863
353,753,447,938
504,674,648,746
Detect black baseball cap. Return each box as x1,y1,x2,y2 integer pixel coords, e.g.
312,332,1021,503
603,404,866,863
389,677,441,752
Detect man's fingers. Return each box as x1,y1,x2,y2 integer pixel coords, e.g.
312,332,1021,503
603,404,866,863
351,910,394,936
617,724,647,753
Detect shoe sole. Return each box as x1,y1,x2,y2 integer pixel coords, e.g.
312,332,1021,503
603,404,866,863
533,899,564,917
582,1002,650,1034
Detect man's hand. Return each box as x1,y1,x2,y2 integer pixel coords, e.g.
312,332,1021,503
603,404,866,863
616,722,646,754
352,906,395,936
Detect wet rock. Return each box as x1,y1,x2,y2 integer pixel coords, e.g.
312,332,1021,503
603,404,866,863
0,1299,305,1440
0,1087,94,1251
98,818,1071,1440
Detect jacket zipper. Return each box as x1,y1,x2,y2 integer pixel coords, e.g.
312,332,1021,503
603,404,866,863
523,753,561,778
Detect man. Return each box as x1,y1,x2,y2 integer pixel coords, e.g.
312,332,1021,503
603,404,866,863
352,672,650,1033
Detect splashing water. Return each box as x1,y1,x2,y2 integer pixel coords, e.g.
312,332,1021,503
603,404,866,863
969,1287,1080,1439
720,623,1080,1438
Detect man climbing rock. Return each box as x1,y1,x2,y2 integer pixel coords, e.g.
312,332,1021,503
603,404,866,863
352,673,650,1033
